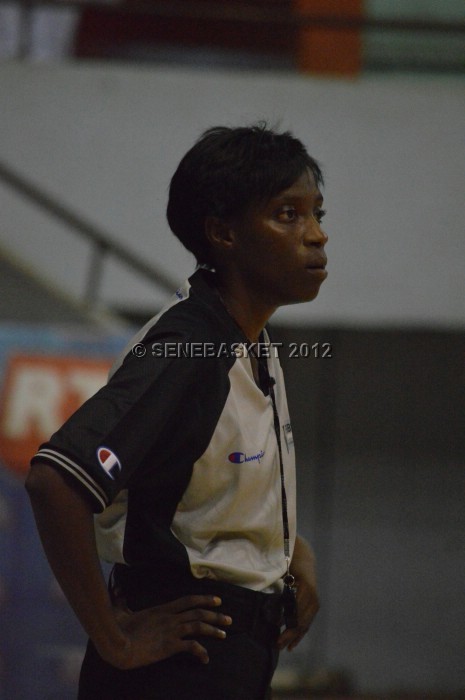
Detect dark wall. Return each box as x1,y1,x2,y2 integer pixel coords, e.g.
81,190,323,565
276,326,465,693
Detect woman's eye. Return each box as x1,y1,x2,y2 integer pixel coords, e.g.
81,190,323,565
277,207,298,222
315,208,326,224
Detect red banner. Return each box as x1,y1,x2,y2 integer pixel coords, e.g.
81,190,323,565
0,354,111,478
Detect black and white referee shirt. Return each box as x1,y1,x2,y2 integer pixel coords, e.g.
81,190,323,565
32,269,296,593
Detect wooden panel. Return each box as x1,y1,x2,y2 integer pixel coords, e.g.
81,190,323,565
74,1,295,58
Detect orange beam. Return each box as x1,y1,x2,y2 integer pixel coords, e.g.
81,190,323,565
294,0,363,76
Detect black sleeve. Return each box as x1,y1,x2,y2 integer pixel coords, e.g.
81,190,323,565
30,331,211,512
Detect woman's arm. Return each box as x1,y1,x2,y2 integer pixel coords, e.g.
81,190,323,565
277,533,320,651
25,462,231,668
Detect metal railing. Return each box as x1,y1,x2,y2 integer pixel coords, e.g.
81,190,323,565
0,159,177,310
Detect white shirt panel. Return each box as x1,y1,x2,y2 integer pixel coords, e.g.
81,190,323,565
171,353,296,592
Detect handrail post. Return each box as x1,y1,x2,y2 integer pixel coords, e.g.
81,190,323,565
18,1,33,60
85,239,107,310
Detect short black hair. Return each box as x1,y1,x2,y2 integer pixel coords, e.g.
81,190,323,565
166,123,323,265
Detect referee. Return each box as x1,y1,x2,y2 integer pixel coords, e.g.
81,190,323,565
26,124,326,699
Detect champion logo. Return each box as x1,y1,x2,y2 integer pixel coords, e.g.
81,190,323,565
228,450,265,465
97,447,121,480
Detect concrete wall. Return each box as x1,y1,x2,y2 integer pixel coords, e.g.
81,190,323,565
278,325,465,693
0,61,464,327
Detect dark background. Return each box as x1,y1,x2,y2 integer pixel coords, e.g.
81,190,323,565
276,325,465,692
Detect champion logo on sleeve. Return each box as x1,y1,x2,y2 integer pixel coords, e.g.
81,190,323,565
97,447,121,480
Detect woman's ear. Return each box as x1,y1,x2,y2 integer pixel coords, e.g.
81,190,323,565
205,216,237,255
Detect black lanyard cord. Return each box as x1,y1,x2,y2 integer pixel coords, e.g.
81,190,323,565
249,345,299,627
251,348,293,579
268,378,291,561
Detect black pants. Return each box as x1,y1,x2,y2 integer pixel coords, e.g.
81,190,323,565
78,568,282,700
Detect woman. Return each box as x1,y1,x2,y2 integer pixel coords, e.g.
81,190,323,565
26,124,327,699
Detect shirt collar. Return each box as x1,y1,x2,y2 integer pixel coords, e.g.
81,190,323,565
187,267,250,345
